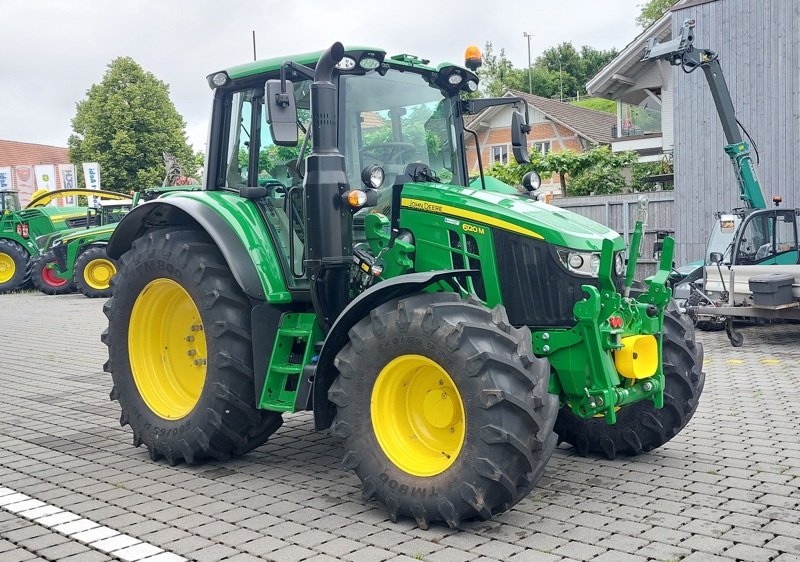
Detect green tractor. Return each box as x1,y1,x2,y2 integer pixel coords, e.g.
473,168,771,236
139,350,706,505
34,185,202,298
33,199,132,296
103,44,704,528
0,188,130,293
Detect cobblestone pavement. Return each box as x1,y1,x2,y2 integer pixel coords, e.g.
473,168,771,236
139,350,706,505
0,292,799,562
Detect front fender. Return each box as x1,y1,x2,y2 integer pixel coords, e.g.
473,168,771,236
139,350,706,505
312,269,477,430
107,193,291,303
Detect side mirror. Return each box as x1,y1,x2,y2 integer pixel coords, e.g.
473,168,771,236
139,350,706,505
709,252,723,264
265,79,298,146
511,111,530,165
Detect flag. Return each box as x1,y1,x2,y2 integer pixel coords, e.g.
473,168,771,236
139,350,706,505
0,167,12,191
58,164,77,205
14,165,36,207
34,165,59,206
82,162,101,207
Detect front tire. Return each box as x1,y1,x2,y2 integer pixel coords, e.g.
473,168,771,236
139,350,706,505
554,299,704,459
31,250,75,295
329,292,557,529
75,246,117,298
103,228,282,465
0,239,31,293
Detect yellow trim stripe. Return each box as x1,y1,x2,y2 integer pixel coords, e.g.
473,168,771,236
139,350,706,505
401,197,543,239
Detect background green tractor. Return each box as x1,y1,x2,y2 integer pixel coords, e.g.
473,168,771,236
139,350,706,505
104,44,704,528
33,199,132,296
0,188,130,293
34,185,200,297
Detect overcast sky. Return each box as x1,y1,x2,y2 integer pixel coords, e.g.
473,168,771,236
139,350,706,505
1,0,645,152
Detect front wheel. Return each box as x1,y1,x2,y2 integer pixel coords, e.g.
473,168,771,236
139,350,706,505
103,228,282,465
75,246,117,298
329,292,558,529
554,299,704,459
31,251,75,295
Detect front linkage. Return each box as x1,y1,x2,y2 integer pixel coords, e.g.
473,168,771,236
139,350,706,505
534,199,675,424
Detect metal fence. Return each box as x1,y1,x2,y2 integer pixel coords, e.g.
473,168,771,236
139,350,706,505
550,191,676,280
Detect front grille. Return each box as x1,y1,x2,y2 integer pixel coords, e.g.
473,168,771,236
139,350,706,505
493,230,622,328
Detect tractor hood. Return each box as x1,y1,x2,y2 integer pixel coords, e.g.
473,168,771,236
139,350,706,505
400,182,624,253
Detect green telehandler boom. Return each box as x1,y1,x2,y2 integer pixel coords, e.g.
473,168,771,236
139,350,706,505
103,43,704,528
645,20,800,345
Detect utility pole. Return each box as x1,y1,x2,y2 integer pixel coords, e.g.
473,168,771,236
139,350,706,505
523,32,533,94
252,30,257,61
558,56,563,102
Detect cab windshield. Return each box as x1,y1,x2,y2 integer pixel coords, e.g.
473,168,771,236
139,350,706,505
0,192,20,214
340,69,458,188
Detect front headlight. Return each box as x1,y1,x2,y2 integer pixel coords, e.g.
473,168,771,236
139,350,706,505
557,248,601,277
557,248,625,278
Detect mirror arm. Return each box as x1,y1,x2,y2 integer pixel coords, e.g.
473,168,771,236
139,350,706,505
462,96,530,123
279,61,316,95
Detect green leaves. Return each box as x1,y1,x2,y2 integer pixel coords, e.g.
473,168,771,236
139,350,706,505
636,0,676,28
485,146,642,197
67,57,194,192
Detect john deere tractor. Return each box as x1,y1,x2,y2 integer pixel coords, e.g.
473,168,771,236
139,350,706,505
103,44,704,528
0,188,130,293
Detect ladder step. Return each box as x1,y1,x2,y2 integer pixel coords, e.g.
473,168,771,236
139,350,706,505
270,363,304,375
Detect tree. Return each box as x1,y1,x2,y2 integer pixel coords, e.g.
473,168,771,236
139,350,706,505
636,0,676,28
478,41,527,97
68,57,194,192
535,43,618,98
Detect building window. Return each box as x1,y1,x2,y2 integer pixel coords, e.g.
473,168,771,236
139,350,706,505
491,145,508,165
533,141,551,156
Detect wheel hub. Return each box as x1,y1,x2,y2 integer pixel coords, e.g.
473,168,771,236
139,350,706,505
129,278,207,420
0,253,15,283
85,258,116,289
371,355,465,477
41,263,68,287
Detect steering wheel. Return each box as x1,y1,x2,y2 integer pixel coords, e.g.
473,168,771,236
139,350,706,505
360,142,419,164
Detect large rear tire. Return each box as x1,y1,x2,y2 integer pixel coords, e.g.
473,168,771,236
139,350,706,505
0,239,31,293
103,228,282,464
75,246,117,298
31,250,75,295
329,292,558,529
554,299,704,459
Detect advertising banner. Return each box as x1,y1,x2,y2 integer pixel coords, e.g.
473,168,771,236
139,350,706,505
34,164,59,206
14,165,36,207
82,162,101,207
58,164,78,205
0,167,12,191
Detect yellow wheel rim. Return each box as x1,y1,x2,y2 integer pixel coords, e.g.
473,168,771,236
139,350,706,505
84,258,117,290
129,279,207,420
0,253,16,284
371,355,465,477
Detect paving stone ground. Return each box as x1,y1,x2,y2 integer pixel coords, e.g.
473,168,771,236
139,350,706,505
0,292,799,562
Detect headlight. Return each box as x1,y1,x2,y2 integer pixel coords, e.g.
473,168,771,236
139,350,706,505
447,73,463,85
335,56,357,70
557,248,600,277
359,57,380,70
211,72,228,87
615,253,626,275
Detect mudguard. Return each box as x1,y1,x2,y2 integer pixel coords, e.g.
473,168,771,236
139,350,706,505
107,195,291,303
312,269,477,430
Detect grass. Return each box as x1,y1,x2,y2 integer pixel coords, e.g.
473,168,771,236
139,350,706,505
571,98,616,114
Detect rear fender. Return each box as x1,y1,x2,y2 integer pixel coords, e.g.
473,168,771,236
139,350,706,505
312,269,477,430
107,195,291,303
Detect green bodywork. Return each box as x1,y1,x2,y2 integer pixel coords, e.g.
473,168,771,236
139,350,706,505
149,180,674,422
1,202,93,259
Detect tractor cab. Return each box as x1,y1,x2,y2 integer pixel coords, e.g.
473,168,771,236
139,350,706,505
0,191,21,215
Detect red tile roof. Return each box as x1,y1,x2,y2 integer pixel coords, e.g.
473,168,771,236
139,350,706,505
0,139,69,167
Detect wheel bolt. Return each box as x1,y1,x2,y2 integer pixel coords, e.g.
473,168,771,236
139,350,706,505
542,345,550,353
185,335,194,342
643,381,653,392
187,350,196,357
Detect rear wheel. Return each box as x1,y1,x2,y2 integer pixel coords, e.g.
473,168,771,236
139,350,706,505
554,299,704,459
329,292,558,529
75,246,117,298
0,239,31,292
31,250,75,295
103,228,282,464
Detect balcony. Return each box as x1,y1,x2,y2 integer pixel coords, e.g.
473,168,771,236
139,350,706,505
612,102,662,138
